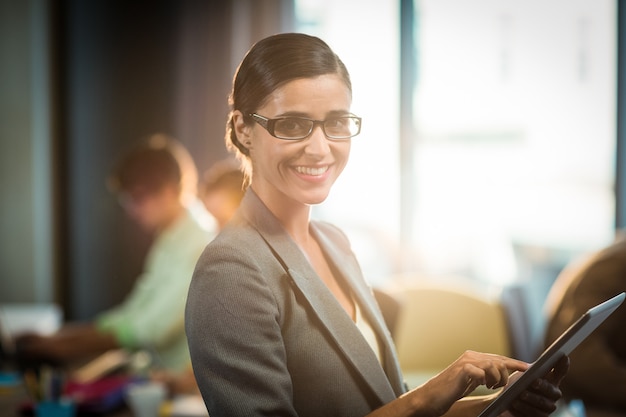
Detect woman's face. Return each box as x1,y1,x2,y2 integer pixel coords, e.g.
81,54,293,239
236,74,353,211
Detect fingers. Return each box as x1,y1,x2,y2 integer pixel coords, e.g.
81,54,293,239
510,392,556,417
509,379,560,417
531,378,562,402
461,373,481,397
502,356,530,374
507,358,568,417
545,355,569,385
417,351,530,415
455,352,527,392
470,352,528,387
483,358,513,389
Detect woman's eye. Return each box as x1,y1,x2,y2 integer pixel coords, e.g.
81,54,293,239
279,119,308,132
326,118,345,128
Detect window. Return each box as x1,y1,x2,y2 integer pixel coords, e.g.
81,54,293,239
296,0,617,288
410,0,616,285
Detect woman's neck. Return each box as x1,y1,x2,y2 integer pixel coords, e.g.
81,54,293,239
251,185,312,247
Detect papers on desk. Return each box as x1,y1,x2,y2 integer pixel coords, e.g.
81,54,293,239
0,303,62,364
0,303,62,336
163,395,209,417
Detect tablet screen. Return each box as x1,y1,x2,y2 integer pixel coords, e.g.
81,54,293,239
478,292,625,417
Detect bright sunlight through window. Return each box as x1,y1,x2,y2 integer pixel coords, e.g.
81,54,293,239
296,0,617,289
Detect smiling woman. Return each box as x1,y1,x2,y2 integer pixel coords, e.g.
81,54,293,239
184,32,568,417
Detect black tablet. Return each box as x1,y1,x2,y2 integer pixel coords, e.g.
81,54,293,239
478,291,625,417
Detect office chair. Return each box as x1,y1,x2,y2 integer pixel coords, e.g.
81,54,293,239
391,280,512,394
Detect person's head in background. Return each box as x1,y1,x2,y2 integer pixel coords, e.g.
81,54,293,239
199,159,245,230
107,133,198,233
224,33,357,207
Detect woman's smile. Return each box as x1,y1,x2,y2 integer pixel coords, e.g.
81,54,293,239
293,164,332,184
294,165,329,176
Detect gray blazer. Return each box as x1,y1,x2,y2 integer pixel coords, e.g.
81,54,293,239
186,190,406,417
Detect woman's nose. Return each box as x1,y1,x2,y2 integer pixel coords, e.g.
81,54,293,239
303,125,331,156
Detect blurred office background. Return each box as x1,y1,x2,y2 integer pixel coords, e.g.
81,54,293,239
1,0,622,358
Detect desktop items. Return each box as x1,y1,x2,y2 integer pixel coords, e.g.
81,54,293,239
22,366,76,417
11,353,137,416
124,381,166,417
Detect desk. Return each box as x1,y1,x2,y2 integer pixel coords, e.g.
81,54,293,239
0,372,133,417
1,374,208,417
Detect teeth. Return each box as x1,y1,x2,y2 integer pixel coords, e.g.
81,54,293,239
296,166,328,176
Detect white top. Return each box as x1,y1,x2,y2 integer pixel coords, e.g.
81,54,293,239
354,301,382,364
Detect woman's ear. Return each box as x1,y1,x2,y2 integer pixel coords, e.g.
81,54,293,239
232,111,253,149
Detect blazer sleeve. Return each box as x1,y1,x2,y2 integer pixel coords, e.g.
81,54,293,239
185,234,298,417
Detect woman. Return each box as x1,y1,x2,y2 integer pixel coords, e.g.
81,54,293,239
185,33,568,417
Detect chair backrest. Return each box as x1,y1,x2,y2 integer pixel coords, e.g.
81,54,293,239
393,282,511,374
372,288,401,339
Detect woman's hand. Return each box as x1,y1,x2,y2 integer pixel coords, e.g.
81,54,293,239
502,355,569,417
411,350,530,416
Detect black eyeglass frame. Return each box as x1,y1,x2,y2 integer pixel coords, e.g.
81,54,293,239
248,113,362,140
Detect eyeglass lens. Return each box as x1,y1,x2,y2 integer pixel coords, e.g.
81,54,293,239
274,117,360,139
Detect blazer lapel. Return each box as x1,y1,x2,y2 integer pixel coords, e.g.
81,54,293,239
240,191,401,403
312,224,406,397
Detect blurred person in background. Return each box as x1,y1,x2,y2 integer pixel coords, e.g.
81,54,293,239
151,157,246,395
199,158,246,230
16,134,217,384
544,232,626,417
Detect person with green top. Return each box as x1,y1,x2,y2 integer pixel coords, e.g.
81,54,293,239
16,134,216,374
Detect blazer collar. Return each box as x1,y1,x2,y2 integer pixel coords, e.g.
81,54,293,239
239,190,404,401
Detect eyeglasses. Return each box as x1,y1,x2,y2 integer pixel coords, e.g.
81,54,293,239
249,113,362,140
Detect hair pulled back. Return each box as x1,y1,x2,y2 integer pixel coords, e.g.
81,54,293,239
225,33,352,183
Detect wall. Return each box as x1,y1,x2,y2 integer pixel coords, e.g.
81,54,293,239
0,0,53,303
0,0,293,320
62,0,235,319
